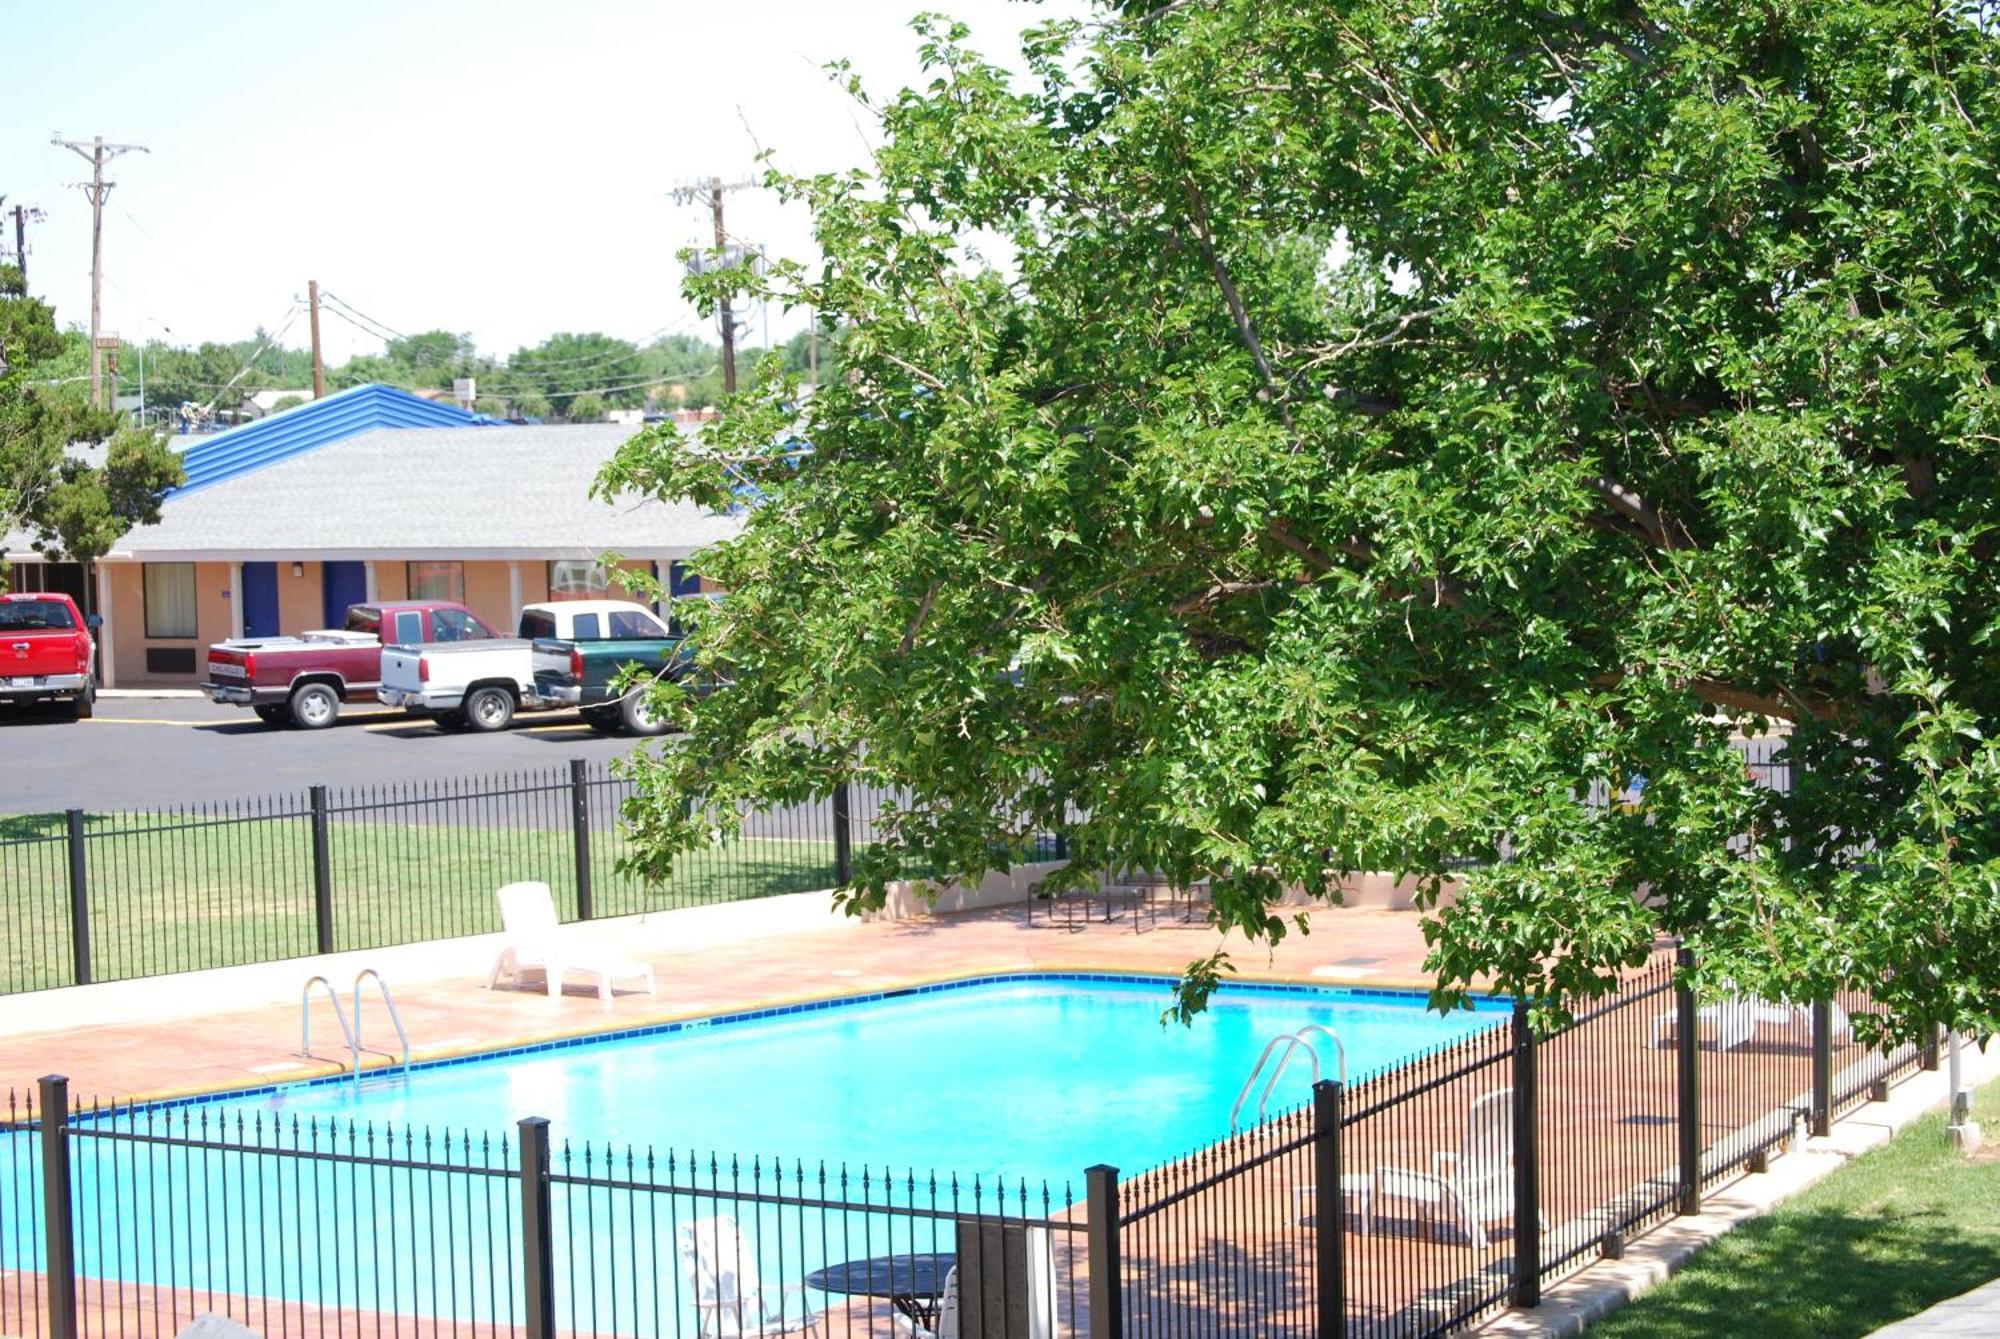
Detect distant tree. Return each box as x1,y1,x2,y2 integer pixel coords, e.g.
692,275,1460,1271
566,392,607,423
1,268,181,593
327,353,403,391
507,332,648,409
510,391,552,422
385,330,476,389
268,395,305,414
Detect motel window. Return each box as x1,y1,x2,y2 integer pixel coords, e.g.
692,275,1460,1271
143,563,197,639
407,561,464,604
548,560,614,600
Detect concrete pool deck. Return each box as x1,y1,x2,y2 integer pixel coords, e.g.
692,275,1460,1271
0,900,1452,1104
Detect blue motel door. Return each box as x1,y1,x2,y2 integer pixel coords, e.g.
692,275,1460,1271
322,561,368,628
241,562,281,638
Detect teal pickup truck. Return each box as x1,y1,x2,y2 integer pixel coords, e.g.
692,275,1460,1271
522,601,686,736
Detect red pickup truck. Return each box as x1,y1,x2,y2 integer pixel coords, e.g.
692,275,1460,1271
205,600,498,728
0,592,99,720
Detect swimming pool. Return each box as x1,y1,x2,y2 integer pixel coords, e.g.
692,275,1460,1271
232,973,1506,1184
2,974,1506,1330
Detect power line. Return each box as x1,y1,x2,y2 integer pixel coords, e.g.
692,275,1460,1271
317,290,405,344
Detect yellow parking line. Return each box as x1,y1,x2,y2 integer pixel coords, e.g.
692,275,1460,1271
522,724,592,735
84,716,204,727
362,720,432,733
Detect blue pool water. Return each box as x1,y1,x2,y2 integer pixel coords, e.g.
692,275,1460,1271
2,975,1505,1329
236,974,1506,1184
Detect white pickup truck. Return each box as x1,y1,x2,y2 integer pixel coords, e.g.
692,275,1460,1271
376,599,666,733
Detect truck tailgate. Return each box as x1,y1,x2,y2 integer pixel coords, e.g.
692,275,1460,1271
4,629,89,681
379,646,427,693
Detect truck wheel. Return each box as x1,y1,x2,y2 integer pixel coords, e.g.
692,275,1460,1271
618,690,669,737
71,682,95,721
462,686,515,732
253,704,292,727
289,682,340,730
580,706,620,735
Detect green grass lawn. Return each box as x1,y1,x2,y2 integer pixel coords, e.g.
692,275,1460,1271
1591,1072,2000,1338
0,810,838,994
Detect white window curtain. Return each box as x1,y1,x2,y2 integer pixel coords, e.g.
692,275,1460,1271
143,563,197,638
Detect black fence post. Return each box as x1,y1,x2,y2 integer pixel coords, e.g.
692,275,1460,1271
569,759,594,921
1312,1081,1345,1338
63,810,91,987
1512,1002,1541,1307
309,785,335,954
1675,942,1702,1215
1810,1000,1833,1137
519,1116,555,1339
1085,1164,1122,1339
38,1074,77,1339
832,781,853,887
1053,828,1068,863
1921,1024,1941,1072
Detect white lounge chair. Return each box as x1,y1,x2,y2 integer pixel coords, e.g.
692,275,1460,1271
677,1215,822,1337
1372,1087,1518,1248
484,881,656,1001
892,1267,959,1339
1650,997,1757,1052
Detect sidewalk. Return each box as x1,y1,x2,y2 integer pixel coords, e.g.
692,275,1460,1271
1869,1279,2000,1337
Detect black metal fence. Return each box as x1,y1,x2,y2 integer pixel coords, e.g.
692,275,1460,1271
1108,949,1932,1338
0,1078,1093,1338
0,954,1941,1338
0,762,856,997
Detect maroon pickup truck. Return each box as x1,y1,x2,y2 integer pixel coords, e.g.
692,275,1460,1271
205,600,498,728
0,592,99,721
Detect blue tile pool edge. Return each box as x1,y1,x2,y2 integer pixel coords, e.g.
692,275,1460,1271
67,970,1513,1120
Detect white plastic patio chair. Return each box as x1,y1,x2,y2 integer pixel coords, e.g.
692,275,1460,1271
1372,1087,1518,1248
484,880,656,1001
891,1266,959,1339
1649,997,1757,1051
676,1216,822,1337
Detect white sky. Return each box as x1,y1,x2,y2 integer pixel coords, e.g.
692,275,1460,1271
6,0,1087,368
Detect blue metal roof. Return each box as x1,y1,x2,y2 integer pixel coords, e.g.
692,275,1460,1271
173,383,500,496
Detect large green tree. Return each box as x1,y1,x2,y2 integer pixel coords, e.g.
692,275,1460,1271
601,2,2000,1037
503,332,649,411
2,266,182,586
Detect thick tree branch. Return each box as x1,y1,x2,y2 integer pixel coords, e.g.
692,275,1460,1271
1592,475,1694,551
1178,176,1295,432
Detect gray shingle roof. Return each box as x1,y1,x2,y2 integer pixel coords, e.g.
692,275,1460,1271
99,423,741,561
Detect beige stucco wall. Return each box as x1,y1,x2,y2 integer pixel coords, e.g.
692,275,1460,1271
276,561,323,633
462,562,513,633
104,560,234,683
374,562,410,602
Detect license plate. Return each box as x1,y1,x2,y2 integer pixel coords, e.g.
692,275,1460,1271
6,676,38,688
211,663,247,679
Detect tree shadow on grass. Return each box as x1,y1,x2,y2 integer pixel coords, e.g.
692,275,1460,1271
1590,1205,2000,1338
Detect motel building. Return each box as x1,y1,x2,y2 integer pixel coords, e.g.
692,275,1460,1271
0,384,739,687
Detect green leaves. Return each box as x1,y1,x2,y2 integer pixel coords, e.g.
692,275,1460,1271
603,0,2000,1040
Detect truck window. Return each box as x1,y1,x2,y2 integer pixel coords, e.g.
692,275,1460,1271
432,609,484,642
0,599,75,630
572,613,602,640
520,609,555,640
608,610,667,638
394,610,424,644
346,606,381,636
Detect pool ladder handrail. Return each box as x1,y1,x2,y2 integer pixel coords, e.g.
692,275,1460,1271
353,969,412,1075
1230,1025,1348,1133
300,970,411,1082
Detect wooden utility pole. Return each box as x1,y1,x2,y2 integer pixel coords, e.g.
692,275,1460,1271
52,134,149,408
8,202,43,289
709,178,737,394
308,279,325,398
671,176,758,394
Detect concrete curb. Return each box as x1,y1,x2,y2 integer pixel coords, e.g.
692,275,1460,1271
97,687,204,699
1477,1041,2000,1336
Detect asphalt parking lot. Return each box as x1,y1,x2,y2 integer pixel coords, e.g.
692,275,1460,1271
0,694,653,812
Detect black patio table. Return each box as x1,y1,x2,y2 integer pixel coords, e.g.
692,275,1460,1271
805,1251,954,1330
